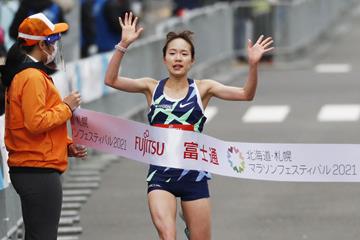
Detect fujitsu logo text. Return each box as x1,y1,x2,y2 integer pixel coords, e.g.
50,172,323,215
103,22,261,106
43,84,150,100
135,130,165,156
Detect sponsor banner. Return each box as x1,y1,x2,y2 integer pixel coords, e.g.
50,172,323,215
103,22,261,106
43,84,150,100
72,108,360,182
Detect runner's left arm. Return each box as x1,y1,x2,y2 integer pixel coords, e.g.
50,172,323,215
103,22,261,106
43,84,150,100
200,35,273,102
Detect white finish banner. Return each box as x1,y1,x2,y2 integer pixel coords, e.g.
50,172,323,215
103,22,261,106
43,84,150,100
71,108,360,182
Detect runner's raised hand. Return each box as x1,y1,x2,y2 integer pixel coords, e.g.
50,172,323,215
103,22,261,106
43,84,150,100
247,35,274,65
119,12,143,47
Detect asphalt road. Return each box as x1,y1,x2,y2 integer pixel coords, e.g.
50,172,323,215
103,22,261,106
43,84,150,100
78,5,360,240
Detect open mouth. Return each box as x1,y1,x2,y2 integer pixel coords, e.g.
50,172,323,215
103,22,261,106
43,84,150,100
173,64,184,70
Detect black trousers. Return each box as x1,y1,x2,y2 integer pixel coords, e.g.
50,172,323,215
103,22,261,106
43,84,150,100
10,169,62,240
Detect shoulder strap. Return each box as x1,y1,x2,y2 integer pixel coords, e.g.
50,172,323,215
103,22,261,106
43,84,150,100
189,78,205,112
153,78,167,99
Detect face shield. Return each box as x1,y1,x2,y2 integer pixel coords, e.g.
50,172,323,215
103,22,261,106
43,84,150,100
44,33,66,71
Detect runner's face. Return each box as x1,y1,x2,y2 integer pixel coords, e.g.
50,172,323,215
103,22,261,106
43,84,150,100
164,38,194,77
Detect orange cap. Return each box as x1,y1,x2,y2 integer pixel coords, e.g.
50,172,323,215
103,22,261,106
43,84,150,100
18,13,69,46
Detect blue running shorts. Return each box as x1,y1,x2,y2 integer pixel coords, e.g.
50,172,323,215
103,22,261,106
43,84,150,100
147,180,210,201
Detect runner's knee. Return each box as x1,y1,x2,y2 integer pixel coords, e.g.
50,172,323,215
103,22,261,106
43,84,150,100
152,219,176,240
188,226,211,240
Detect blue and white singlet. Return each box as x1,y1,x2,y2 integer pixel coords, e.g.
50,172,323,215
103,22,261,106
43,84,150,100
146,78,211,182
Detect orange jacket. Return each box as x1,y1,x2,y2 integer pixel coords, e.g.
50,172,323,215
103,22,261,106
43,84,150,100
5,67,72,172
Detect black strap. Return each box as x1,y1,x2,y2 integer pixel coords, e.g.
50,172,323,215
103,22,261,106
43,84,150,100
1,61,56,88
9,167,62,174
15,62,57,76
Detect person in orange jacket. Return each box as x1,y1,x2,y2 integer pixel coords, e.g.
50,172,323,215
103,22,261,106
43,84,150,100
0,13,87,240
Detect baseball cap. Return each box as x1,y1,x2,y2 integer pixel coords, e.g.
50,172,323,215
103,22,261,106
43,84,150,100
18,13,68,46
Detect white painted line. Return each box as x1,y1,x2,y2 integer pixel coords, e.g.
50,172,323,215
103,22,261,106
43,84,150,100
242,105,290,123
204,106,218,122
315,64,351,73
317,104,360,122
334,24,350,36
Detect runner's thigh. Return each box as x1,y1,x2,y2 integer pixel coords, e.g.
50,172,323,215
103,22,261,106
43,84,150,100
181,198,211,240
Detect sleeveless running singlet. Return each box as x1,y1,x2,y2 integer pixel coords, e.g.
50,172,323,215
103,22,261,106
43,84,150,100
147,78,211,182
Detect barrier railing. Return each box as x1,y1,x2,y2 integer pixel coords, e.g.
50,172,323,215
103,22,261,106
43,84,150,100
230,0,356,59
271,0,357,56
53,0,357,105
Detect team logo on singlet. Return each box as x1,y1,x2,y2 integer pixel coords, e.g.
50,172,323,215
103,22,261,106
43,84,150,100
227,146,245,173
154,103,173,109
135,130,165,156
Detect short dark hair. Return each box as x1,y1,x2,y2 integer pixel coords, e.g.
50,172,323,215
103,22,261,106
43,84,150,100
162,30,195,59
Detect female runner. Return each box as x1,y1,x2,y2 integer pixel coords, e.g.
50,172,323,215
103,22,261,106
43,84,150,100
105,12,273,240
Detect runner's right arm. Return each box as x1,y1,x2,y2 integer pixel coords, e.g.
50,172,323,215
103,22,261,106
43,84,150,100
104,12,156,97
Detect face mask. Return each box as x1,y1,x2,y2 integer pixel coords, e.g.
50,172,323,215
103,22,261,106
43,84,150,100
44,43,58,65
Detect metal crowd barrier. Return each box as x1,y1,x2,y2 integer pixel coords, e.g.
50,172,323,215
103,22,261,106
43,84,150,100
271,0,357,57
230,0,357,60
0,0,357,239
156,3,234,65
